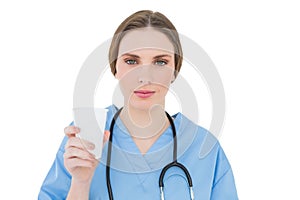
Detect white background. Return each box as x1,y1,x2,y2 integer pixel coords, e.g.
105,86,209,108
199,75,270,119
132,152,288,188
1,0,299,199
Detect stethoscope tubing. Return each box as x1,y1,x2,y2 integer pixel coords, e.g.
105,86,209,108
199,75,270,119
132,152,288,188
106,107,194,200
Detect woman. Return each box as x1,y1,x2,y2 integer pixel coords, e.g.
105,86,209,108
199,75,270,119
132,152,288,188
39,10,238,200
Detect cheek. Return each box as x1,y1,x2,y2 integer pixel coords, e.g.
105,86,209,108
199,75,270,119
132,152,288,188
117,67,141,97
152,67,174,86
157,85,169,97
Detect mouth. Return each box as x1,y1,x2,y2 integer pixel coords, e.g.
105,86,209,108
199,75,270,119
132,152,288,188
133,90,155,98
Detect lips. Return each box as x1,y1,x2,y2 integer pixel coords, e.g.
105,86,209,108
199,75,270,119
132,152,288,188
134,90,155,98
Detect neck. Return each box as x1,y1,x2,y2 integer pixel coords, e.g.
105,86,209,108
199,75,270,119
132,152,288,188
120,104,169,139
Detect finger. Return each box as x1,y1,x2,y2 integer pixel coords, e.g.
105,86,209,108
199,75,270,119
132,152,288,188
65,157,97,169
65,137,95,151
103,130,110,144
64,147,95,161
65,137,84,150
64,126,80,137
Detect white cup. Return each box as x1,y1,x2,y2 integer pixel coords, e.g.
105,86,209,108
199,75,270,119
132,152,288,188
73,107,108,159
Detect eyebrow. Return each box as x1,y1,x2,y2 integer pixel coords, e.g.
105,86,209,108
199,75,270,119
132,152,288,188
121,53,140,59
153,54,172,59
121,53,172,59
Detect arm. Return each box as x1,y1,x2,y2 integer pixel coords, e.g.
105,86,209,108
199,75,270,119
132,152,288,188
38,132,97,200
66,180,92,200
38,136,71,200
39,126,109,200
211,167,239,200
39,125,110,200
210,145,239,200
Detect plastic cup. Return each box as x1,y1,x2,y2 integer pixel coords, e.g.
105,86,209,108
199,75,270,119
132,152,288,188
73,107,108,159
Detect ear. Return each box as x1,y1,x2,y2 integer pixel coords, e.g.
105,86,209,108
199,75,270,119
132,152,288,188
171,71,176,83
114,65,120,80
115,72,120,80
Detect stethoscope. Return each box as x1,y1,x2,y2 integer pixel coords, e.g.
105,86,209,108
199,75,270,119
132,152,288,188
106,107,194,200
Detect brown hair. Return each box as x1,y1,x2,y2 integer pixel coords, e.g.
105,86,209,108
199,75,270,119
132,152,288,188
108,10,183,78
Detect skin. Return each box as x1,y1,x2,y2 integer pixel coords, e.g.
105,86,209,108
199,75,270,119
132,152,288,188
64,126,110,200
65,28,176,199
115,48,175,153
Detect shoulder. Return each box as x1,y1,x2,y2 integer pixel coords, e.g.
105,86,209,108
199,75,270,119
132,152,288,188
176,112,226,160
178,112,233,177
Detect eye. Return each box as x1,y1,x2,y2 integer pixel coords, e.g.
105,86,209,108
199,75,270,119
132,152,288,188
154,60,168,66
125,59,137,65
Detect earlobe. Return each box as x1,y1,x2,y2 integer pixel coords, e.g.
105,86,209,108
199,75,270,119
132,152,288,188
114,69,120,80
114,64,121,80
171,72,176,83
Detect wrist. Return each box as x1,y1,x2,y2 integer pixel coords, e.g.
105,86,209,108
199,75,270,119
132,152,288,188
71,177,92,186
67,179,92,200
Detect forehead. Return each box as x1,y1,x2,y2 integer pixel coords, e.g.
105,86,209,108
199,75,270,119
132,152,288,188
118,27,175,56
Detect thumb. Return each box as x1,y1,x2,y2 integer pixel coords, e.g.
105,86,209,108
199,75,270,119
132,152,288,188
103,130,110,145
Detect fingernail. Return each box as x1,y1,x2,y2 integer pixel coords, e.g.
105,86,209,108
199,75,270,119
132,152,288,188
87,142,95,150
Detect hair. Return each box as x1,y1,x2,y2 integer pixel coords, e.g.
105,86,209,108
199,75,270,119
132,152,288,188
108,10,183,78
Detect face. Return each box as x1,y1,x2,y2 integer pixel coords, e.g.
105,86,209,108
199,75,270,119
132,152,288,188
115,28,175,110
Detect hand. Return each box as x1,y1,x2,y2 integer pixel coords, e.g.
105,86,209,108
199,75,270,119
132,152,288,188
63,125,110,183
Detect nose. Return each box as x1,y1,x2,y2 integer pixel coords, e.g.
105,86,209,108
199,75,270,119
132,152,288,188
138,65,153,84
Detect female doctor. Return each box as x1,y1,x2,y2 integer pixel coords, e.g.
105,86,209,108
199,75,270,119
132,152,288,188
39,10,238,200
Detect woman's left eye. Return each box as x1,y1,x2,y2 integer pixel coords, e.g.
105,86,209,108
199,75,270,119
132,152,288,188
155,60,168,66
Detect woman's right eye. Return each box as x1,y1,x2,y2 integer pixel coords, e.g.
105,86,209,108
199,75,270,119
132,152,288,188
125,59,137,65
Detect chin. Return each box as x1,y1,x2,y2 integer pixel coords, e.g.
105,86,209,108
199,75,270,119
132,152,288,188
128,98,154,111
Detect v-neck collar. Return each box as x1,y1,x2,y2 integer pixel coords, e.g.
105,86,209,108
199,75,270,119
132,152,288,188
100,105,198,174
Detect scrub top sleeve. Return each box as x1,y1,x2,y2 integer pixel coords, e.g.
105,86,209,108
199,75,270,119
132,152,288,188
211,145,239,199
38,136,71,200
211,168,238,200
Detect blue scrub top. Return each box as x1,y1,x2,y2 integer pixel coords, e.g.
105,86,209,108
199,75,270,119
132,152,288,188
38,105,238,199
